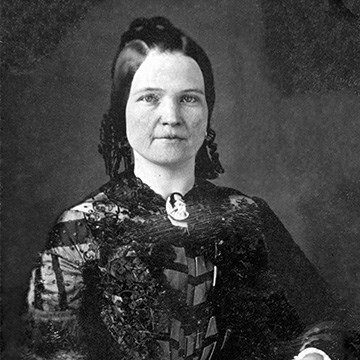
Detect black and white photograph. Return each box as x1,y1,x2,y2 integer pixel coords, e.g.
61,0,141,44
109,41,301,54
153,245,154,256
2,1,360,359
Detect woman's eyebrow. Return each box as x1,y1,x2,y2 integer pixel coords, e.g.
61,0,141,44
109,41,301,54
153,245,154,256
182,88,205,95
133,87,205,95
133,87,163,95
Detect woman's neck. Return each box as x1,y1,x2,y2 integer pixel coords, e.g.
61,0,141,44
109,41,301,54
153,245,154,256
133,155,196,200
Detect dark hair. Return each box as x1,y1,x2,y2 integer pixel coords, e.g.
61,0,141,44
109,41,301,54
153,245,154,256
99,16,224,179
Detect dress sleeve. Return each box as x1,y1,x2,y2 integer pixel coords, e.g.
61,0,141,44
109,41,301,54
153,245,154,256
253,197,360,360
22,206,98,359
214,194,304,358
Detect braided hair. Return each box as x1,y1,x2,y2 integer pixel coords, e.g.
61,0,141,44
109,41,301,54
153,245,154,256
99,16,224,180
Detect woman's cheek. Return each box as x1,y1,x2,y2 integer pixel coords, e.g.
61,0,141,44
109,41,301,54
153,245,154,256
188,111,207,128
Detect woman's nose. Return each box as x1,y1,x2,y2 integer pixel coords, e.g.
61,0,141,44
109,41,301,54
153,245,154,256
159,99,181,126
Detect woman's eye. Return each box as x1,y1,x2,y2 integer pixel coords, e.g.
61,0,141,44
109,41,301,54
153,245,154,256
139,94,159,103
181,95,198,104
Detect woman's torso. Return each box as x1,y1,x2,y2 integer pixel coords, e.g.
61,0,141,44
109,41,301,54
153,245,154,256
76,173,272,359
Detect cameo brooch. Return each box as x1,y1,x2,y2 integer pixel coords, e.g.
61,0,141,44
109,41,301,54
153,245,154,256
165,192,189,228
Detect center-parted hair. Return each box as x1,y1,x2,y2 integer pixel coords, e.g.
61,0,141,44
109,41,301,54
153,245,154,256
99,16,224,179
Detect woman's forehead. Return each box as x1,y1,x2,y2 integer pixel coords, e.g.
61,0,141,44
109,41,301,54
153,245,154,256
130,50,205,92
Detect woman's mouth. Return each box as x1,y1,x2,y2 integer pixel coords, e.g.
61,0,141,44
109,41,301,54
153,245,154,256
156,135,185,140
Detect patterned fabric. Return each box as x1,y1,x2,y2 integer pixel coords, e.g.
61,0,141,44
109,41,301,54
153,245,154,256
23,171,357,360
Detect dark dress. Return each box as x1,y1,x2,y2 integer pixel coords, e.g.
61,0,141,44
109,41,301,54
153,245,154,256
23,171,358,360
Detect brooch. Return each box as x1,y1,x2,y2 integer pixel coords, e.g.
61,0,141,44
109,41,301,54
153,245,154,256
165,192,189,228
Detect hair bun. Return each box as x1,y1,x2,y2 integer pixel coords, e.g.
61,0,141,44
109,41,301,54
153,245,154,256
149,16,174,30
129,17,148,31
129,16,174,32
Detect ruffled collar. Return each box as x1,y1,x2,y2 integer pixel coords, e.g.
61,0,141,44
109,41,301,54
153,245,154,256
102,170,207,209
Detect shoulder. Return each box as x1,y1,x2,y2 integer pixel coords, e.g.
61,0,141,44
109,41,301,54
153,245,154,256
198,179,265,210
48,180,132,248
56,177,134,224
56,188,121,223
57,191,110,223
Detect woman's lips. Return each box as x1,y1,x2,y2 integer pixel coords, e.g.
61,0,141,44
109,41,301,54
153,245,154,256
155,135,185,140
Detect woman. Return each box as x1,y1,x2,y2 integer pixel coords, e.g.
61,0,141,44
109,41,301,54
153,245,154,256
23,17,358,360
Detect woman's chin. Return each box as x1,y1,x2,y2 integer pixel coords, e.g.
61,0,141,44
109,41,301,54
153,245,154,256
145,149,194,167
150,155,193,168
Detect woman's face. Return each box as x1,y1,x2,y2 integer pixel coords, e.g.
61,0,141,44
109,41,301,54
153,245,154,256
126,50,208,168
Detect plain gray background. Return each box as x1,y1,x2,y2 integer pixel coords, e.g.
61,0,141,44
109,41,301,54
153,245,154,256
2,0,360,352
